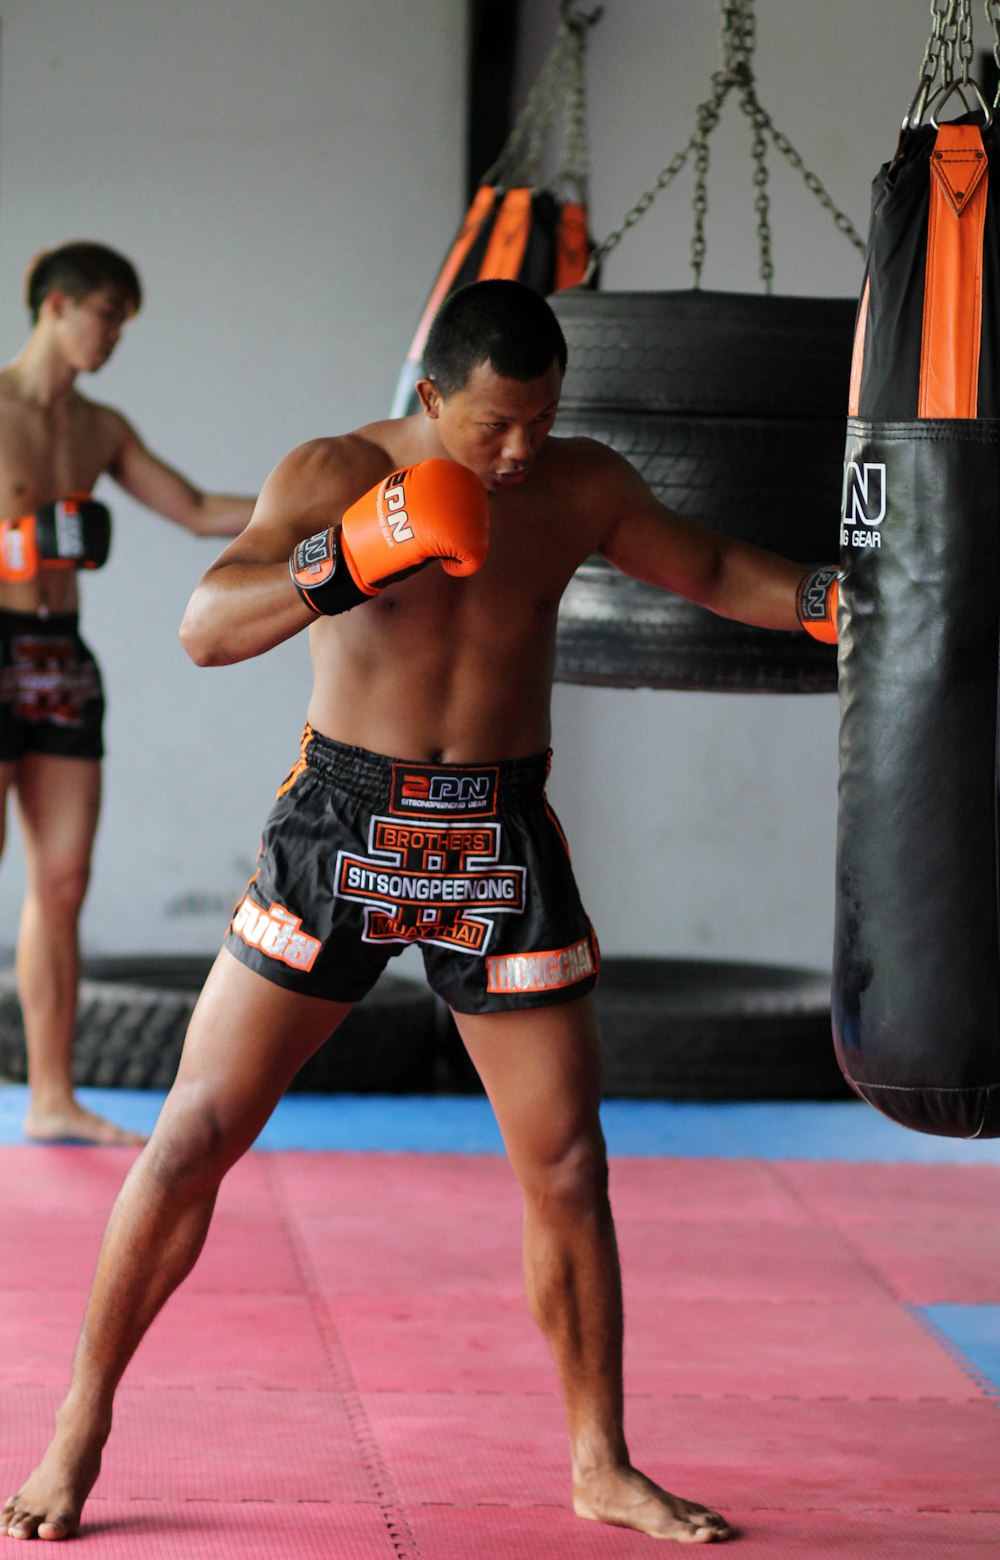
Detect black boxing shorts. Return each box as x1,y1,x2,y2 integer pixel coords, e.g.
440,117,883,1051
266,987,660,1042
0,610,104,761
223,725,600,1013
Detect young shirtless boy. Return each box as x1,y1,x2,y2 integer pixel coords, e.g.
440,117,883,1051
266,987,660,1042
1,279,837,1543
0,241,255,1145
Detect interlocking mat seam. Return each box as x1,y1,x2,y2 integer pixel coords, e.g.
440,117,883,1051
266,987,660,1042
260,1154,423,1559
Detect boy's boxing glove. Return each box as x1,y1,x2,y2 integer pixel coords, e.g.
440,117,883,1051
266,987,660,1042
0,496,112,582
290,459,489,617
796,565,839,644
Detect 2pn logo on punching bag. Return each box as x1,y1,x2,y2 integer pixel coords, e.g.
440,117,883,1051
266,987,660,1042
840,460,886,548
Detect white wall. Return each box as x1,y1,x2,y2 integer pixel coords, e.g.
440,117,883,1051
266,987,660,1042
518,0,969,969
0,0,466,956
0,1,986,973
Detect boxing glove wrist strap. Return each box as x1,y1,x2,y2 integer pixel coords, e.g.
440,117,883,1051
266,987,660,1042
796,565,839,644
289,525,371,616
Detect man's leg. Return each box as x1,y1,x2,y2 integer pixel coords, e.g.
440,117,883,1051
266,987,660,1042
1,949,351,1542
455,996,730,1545
0,760,15,854
12,751,141,1145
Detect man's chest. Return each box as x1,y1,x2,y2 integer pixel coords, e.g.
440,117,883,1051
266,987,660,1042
0,403,115,511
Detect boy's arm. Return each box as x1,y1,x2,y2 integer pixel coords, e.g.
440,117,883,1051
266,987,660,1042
108,414,254,536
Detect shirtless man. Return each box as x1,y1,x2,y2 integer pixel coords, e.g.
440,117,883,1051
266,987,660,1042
0,241,255,1146
0,279,837,1544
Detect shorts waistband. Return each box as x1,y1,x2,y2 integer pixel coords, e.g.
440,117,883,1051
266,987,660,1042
301,725,550,814
0,608,81,635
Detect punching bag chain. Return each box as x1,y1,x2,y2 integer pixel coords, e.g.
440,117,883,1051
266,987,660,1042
481,3,602,207
904,0,1000,132
585,0,864,288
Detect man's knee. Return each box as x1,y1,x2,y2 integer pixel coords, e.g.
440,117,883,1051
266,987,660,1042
28,858,91,922
144,1085,241,1197
522,1127,610,1220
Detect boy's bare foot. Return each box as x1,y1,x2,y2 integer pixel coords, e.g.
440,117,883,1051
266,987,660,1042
24,1099,145,1146
574,1464,732,1543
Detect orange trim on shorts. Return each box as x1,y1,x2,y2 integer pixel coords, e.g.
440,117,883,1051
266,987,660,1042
919,123,988,419
275,723,315,798
485,933,598,995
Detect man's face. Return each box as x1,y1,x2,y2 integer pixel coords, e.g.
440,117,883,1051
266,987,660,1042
53,284,134,373
423,360,563,494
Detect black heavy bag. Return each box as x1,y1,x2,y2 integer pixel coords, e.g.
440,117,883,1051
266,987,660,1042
833,118,1000,1136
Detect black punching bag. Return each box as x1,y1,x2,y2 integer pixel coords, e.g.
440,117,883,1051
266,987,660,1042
833,119,1000,1137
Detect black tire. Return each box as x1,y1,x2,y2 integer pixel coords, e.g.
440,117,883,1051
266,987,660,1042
552,409,842,690
552,288,857,417
437,957,848,1101
548,289,854,692
0,956,440,1094
595,958,845,1100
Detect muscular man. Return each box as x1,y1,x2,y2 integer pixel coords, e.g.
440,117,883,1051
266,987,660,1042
0,280,837,1544
0,242,255,1145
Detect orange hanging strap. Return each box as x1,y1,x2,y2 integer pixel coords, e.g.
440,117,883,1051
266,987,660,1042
402,185,499,369
478,188,534,280
554,201,591,289
918,123,989,419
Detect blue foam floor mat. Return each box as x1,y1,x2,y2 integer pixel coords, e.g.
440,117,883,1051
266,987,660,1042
6,1083,1000,1160
919,1305,1000,1396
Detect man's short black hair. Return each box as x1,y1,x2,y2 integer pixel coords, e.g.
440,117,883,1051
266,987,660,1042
423,279,568,397
24,241,142,322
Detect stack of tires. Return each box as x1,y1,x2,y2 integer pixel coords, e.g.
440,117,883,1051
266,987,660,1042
544,288,856,1100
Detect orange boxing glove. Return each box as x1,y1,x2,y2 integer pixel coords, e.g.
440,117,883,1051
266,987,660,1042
290,459,489,617
0,517,39,583
796,565,839,644
0,496,111,583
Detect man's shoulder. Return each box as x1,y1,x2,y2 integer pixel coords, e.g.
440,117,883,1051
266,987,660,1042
541,431,635,485
281,429,392,481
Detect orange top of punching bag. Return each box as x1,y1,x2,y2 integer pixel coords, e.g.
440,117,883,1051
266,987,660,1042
918,122,989,419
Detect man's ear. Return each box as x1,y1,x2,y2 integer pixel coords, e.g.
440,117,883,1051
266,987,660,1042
415,378,442,420
39,288,70,322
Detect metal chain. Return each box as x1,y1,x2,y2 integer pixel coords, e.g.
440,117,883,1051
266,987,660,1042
957,0,976,76
751,105,866,254
585,0,863,287
555,8,599,204
580,73,730,283
740,91,775,290
904,0,952,125
690,99,715,285
989,0,1000,104
903,0,1000,127
480,5,601,196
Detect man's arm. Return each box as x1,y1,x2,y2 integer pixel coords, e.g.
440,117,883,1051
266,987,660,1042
179,438,353,667
180,441,491,668
109,415,254,537
595,447,816,632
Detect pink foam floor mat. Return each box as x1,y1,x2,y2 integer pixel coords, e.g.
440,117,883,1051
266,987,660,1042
1,1148,998,1558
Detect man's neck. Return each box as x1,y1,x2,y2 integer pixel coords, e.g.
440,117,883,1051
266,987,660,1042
8,329,79,407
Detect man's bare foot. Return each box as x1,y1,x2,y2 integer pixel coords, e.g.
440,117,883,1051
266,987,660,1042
1,1410,107,1541
23,1099,145,1147
574,1464,732,1544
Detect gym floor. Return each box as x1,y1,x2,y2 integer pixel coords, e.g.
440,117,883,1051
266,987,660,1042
1,1086,998,1558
